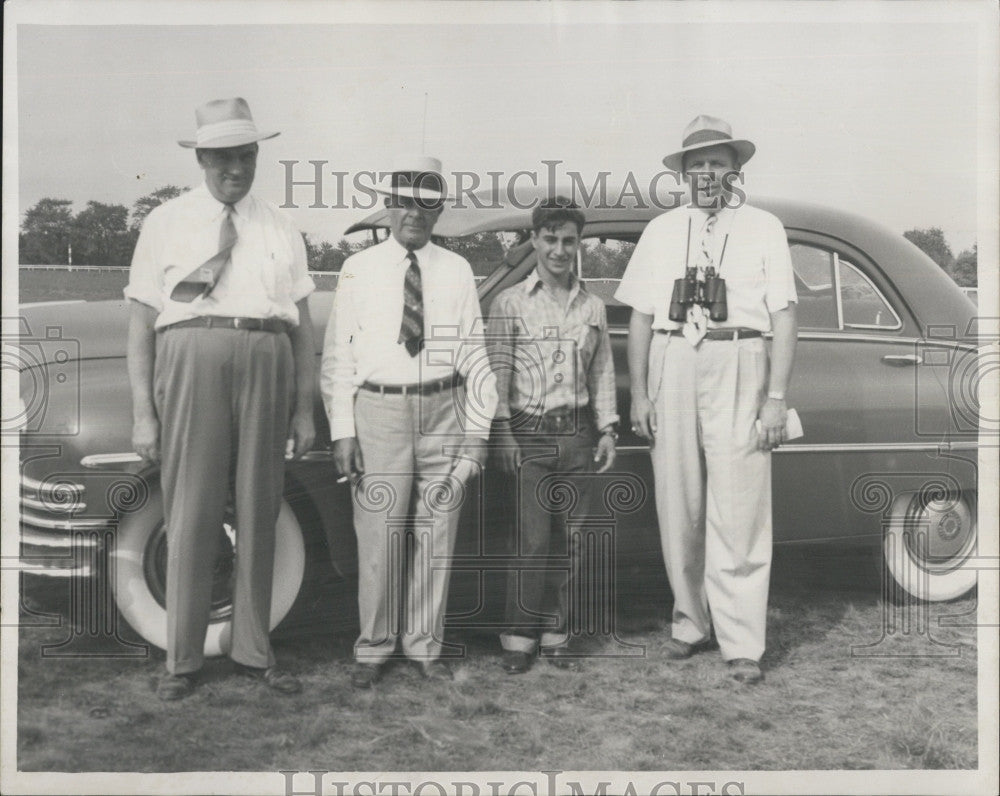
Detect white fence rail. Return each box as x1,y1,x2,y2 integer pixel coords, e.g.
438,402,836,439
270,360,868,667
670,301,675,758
20,264,340,280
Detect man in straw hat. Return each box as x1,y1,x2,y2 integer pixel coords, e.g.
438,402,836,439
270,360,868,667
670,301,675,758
321,155,497,687
615,115,798,684
126,97,316,700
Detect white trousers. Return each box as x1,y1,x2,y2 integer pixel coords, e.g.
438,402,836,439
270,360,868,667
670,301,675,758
647,332,772,662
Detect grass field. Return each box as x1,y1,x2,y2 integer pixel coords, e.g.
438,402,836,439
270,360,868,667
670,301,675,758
17,268,338,304
17,550,978,773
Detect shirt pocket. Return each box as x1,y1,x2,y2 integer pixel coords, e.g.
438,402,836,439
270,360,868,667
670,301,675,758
263,228,296,300
575,302,606,365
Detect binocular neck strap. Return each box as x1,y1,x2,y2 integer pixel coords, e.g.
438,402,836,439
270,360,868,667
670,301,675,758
715,233,730,276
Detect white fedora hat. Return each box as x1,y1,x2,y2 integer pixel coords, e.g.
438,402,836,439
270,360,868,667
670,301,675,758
662,115,755,172
178,97,279,149
374,154,450,203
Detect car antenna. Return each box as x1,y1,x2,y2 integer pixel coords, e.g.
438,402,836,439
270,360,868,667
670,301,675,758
422,92,428,154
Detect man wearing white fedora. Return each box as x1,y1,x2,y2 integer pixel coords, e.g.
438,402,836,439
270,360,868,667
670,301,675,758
126,97,316,700
616,115,798,684
321,155,497,687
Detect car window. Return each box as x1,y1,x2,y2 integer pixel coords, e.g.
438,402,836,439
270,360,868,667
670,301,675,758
790,243,900,331
790,244,838,330
838,258,900,329
580,237,635,306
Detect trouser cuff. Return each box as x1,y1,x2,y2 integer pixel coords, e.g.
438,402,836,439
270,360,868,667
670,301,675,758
500,634,538,654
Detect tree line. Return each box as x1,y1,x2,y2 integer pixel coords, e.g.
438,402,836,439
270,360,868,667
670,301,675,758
18,190,977,286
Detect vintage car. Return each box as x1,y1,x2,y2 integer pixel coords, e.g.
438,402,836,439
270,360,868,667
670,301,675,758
15,191,981,656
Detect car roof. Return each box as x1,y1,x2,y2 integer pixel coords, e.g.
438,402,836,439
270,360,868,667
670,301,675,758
346,186,975,332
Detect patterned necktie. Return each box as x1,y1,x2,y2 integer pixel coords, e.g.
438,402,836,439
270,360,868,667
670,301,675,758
682,212,717,347
398,250,424,357
170,204,237,302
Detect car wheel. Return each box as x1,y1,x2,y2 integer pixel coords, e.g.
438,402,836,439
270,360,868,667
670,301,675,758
110,485,306,656
883,490,977,603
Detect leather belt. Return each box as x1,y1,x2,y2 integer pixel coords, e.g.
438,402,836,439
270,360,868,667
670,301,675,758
161,316,291,334
659,328,762,341
514,405,590,435
360,373,465,396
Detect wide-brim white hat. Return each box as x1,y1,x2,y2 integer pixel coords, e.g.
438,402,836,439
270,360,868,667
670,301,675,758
662,115,755,172
178,97,279,149
374,155,450,203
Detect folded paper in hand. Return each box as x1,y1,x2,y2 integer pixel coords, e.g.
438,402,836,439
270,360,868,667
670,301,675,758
755,408,804,440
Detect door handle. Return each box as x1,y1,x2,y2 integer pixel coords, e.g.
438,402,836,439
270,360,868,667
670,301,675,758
881,354,922,366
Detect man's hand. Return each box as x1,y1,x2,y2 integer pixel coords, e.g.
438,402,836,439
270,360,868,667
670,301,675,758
594,434,617,473
287,409,316,461
333,437,365,481
132,415,160,463
451,437,487,483
630,394,657,442
493,421,521,475
756,397,788,451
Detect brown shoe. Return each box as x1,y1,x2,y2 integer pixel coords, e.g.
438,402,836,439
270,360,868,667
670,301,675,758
350,663,384,689
728,658,764,684
540,646,579,670
414,660,453,681
235,664,303,695
157,672,196,701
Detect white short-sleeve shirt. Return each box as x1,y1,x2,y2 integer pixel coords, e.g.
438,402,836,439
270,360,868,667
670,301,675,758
124,183,314,328
615,204,797,332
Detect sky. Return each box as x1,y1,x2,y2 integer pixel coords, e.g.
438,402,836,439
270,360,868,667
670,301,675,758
10,2,994,255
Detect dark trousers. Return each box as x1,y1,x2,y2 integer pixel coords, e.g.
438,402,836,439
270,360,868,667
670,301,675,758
500,415,596,652
155,326,292,674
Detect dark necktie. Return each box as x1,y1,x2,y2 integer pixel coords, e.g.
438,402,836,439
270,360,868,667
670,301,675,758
398,250,424,357
170,204,237,303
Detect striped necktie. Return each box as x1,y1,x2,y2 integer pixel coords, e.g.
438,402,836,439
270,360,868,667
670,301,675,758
398,250,424,357
682,212,717,346
170,204,237,303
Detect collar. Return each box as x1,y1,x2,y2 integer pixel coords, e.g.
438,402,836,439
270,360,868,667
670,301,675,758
523,268,585,297
688,202,736,226
197,182,253,219
384,235,432,266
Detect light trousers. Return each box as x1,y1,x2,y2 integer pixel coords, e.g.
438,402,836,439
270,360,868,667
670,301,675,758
155,326,292,674
351,386,466,663
647,332,772,662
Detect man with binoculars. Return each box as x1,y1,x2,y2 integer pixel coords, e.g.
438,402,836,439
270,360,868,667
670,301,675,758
615,115,798,685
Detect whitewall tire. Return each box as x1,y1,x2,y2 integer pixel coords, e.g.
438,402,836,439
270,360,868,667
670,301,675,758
110,486,306,656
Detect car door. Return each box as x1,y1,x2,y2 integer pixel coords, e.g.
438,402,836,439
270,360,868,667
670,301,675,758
773,232,951,544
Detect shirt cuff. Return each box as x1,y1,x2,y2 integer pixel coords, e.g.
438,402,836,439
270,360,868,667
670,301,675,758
594,411,621,434
329,418,356,441
123,285,163,313
289,275,316,304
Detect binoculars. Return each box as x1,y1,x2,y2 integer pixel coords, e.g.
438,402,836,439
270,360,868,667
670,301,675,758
668,266,728,322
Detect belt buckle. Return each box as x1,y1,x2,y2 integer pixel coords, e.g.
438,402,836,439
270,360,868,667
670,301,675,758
232,317,244,330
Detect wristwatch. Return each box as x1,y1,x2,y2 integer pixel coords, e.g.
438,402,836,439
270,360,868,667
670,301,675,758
601,424,619,442
767,391,786,401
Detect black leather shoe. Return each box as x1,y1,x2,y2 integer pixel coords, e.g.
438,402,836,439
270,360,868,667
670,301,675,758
728,658,764,684
501,650,532,674
157,672,196,701
235,664,303,695
414,660,453,681
540,646,579,670
351,663,383,689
